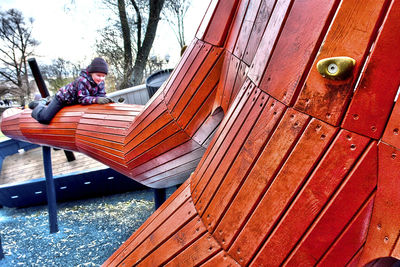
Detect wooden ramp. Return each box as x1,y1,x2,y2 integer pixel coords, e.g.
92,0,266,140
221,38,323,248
2,0,400,265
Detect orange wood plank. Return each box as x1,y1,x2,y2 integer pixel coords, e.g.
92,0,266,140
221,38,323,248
228,60,248,111
190,82,253,192
246,0,291,85
257,0,338,104
126,131,191,168
342,0,400,139
225,0,250,53
164,40,205,104
316,195,374,267
232,0,263,60
201,251,240,267
195,0,219,41
213,108,309,250
382,99,400,149
392,237,400,258
164,232,221,267
130,142,203,177
295,0,387,125
251,129,370,266
192,106,224,147
214,51,231,113
104,182,191,265
221,54,241,112
242,0,275,65
228,118,337,265
203,0,240,46
359,143,400,265
116,198,197,266
202,96,285,231
192,85,261,205
169,46,222,116
284,142,378,266
137,216,207,266
196,90,266,216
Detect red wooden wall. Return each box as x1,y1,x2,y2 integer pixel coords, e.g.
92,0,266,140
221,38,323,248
2,0,400,265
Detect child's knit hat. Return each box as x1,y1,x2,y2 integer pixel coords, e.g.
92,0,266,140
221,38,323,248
87,57,108,74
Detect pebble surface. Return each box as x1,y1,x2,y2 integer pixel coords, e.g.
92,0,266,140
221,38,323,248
0,189,157,266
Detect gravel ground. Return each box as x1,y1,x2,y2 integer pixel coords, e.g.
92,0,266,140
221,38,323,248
0,189,161,266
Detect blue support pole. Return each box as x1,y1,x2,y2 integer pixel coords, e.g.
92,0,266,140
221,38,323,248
153,188,166,210
42,146,58,233
0,235,4,259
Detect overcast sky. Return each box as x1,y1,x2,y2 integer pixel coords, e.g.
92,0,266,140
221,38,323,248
0,0,210,67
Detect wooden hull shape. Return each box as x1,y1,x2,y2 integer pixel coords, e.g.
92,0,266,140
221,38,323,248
3,0,400,265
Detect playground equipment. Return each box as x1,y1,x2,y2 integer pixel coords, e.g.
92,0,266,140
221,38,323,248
2,0,400,265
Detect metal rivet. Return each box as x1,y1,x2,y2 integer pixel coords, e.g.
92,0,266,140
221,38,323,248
346,135,352,140
394,128,399,135
353,114,359,120
371,126,377,132
384,236,389,243
350,144,356,150
321,134,326,140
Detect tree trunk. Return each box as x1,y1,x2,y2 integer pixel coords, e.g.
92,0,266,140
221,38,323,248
131,0,165,85
118,0,134,89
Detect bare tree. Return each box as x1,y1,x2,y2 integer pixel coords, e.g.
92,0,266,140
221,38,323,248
0,8,38,105
163,0,191,49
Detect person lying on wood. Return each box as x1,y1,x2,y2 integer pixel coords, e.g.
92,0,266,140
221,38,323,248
29,57,114,124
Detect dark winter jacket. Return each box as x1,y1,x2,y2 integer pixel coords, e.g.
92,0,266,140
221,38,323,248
55,70,106,105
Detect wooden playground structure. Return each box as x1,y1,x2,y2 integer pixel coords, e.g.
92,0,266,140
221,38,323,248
2,0,400,265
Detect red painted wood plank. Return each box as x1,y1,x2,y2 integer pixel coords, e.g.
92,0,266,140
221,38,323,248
224,0,250,53
221,54,241,112
203,0,240,46
115,198,197,266
257,0,338,105
192,107,224,147
359,143,400,265
192,85,261,205
342,0,400,139
164,40,205,104
246,0,291,85
251,129,370,266
201,251,240,267
295,0,386,125
213,108,309,250
126,131,191,169
284,142,378,266
392,237,400,258
195,0,219,41
137,216,208,266
317,195,374,267
228,60,248,111
214,51,231,113
190,82,253,192
229,118,337,265
382,99,400,149
170,46,222,117
105,182,191,265
196,90,266,217
164,232,221,267
202,96,285,232
242,0,275,65
130,142,203,177
232,0,263,60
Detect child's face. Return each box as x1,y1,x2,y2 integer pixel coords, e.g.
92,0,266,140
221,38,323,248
91,72,107,84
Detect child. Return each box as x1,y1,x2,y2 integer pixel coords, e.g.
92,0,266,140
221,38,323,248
30,57,113,124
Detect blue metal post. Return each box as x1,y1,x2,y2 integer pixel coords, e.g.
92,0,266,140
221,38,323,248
154,188,166,210
0,236,4,259
42,146,58,233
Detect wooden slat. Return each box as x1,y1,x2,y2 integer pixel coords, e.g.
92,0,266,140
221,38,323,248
359,143,400,265
164,232,221,267
250,129,370,266
284,142,378,266
190,82,253,192
201,96,285,232
228,118,337,265
342,0,400,139
294,0,386,125
203,0,240,46
317,195,374,266
213,108,309,250
382,99,400,149
192,84,260,205
242,0,275,65
232,0,263,60
246,0,292,85
104,181,191,265
201,251,240,267
225,0,250,53
137,216,208,266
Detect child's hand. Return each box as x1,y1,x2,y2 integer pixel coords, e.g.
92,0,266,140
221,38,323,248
97,97,113,104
